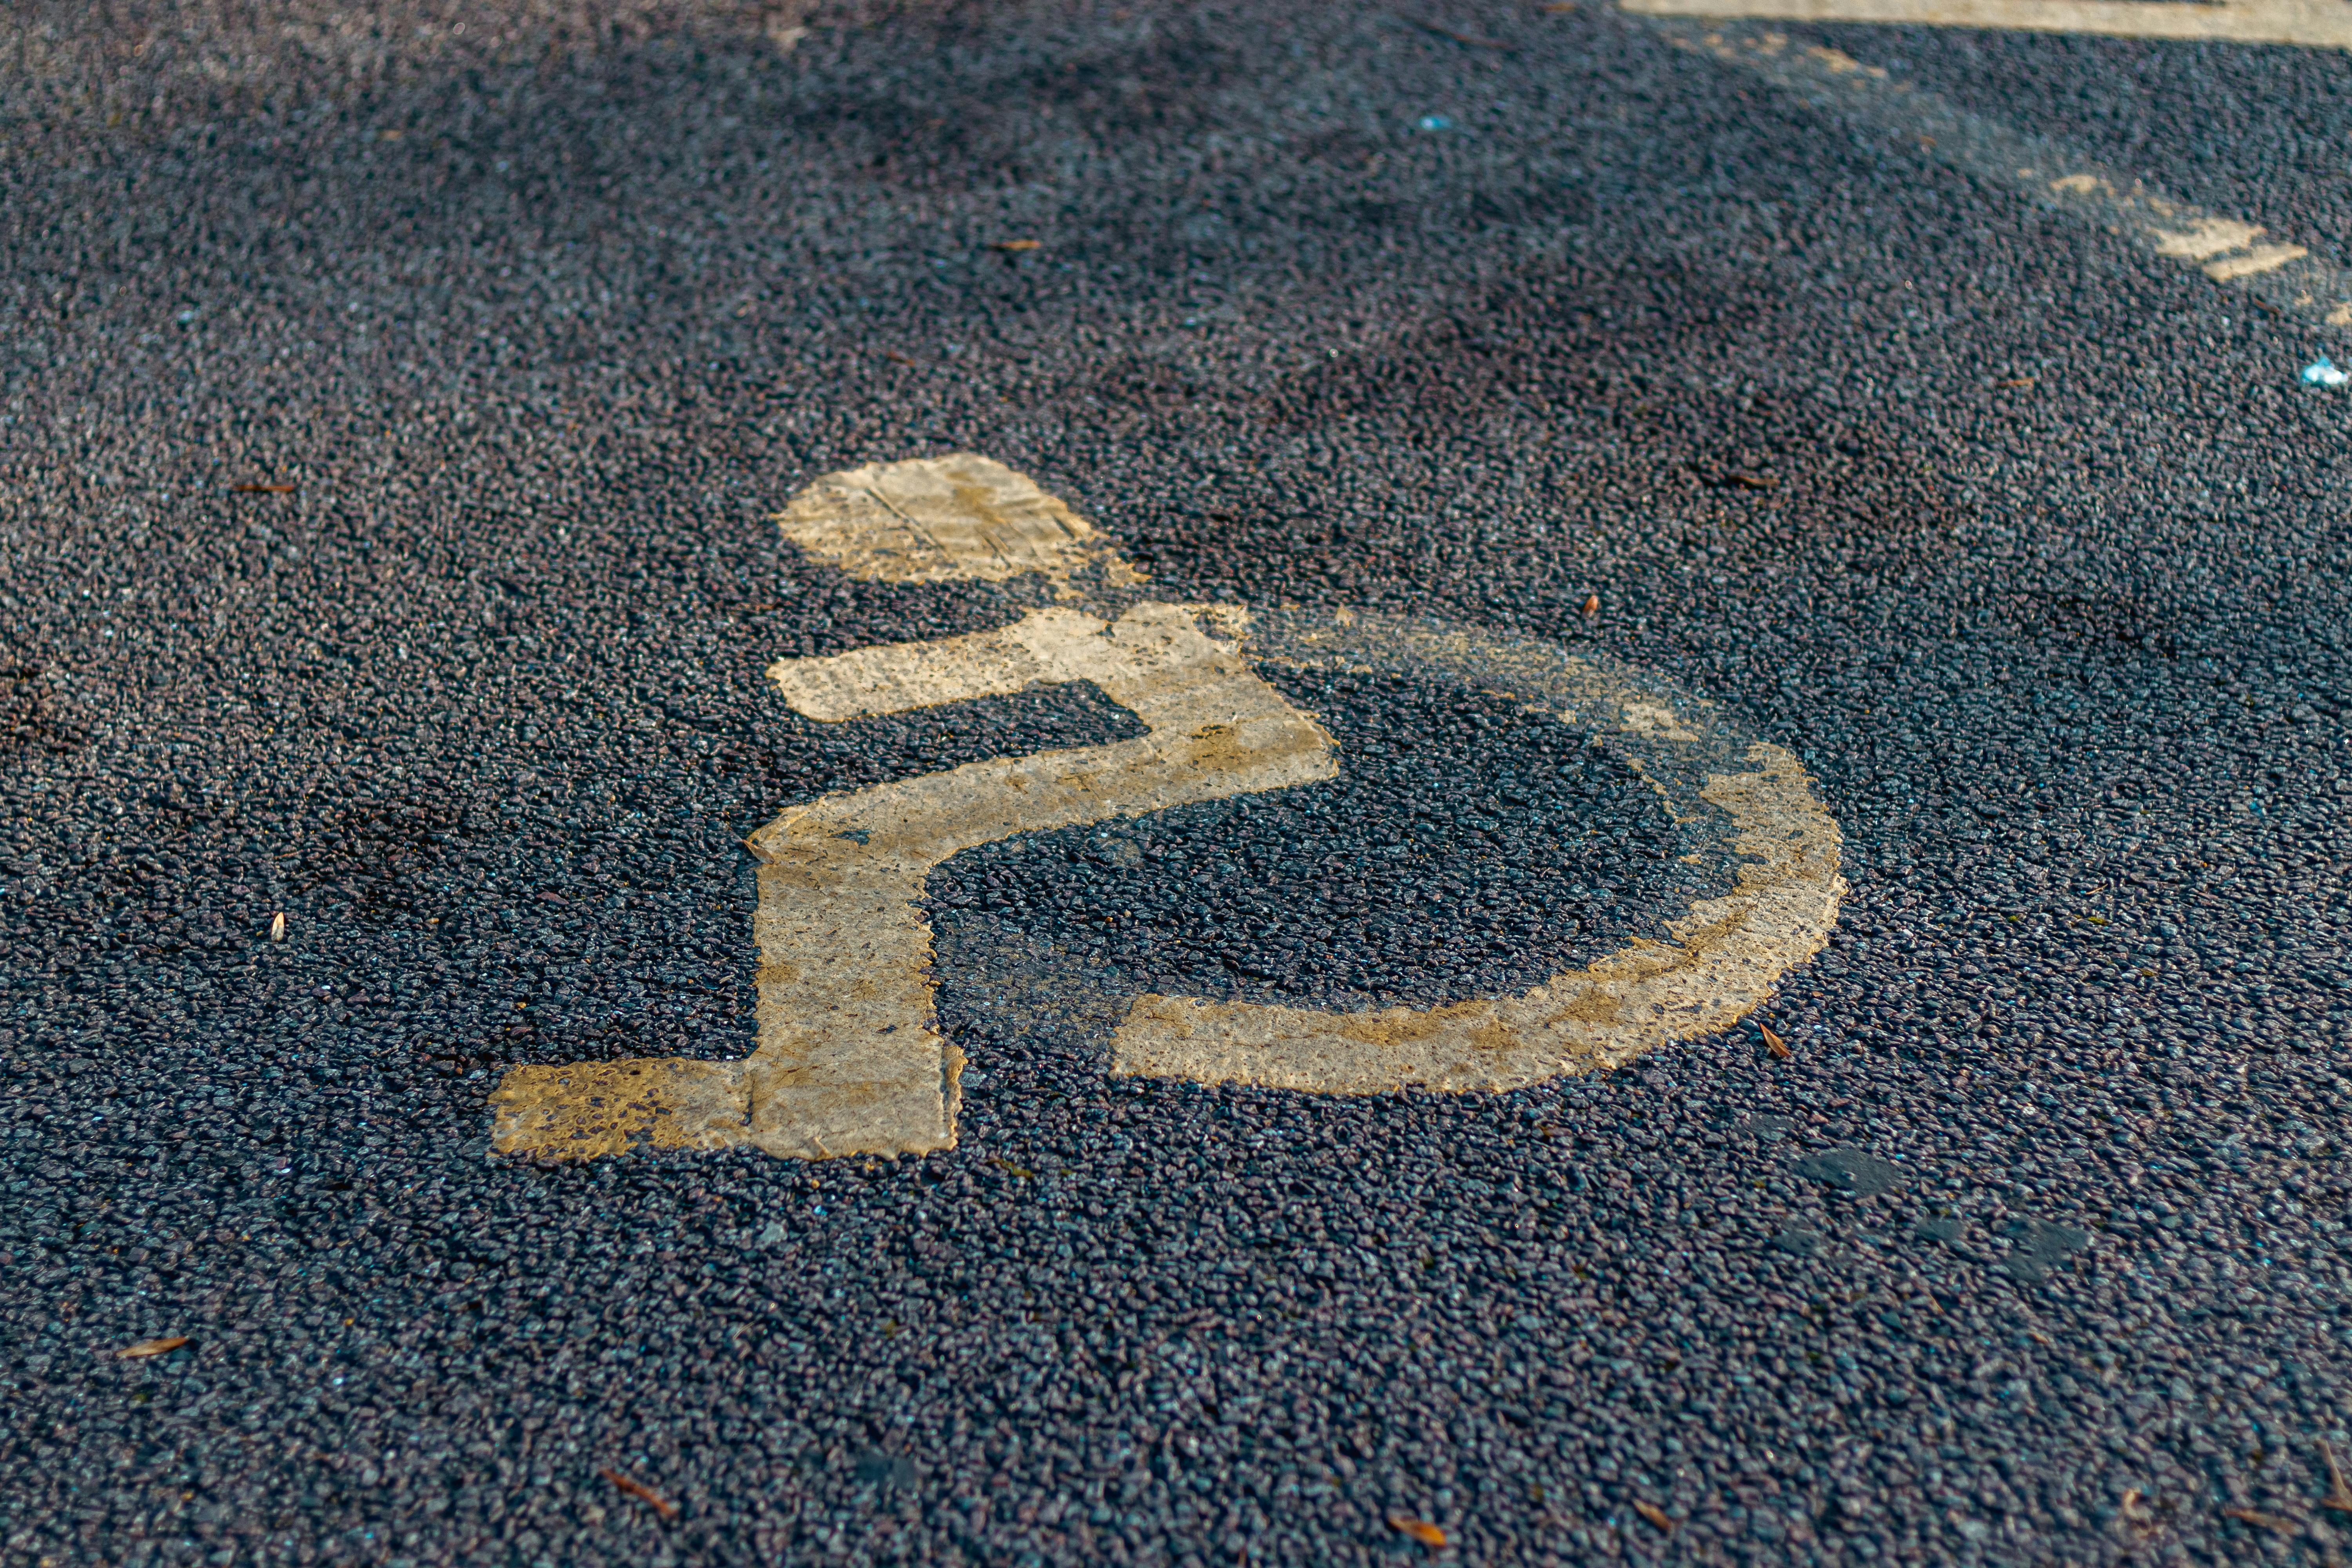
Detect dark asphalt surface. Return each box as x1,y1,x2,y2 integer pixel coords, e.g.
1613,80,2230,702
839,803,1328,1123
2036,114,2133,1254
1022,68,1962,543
5,2,2352,1564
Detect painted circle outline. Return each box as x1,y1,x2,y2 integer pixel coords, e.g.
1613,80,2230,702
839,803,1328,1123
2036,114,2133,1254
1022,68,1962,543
1105,604,1847,1093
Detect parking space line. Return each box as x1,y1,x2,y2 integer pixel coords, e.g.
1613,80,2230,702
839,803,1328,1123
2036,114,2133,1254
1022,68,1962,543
1641,20,2352,334
1622,0,2352,49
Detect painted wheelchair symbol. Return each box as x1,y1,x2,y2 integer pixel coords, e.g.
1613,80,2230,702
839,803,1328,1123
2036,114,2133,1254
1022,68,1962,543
492,456,1843,1160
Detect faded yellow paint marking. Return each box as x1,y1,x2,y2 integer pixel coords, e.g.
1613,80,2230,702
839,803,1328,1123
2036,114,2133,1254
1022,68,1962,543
1109,744,1844,1092
1618,700,1702,742
2151,218,2267,261
773,452,1143,593
499,459,1856,1159
1805,44,1878,71
493,601,1336,1162
767,601,1260,723
2204,244,2308,281
490,1059,752,1160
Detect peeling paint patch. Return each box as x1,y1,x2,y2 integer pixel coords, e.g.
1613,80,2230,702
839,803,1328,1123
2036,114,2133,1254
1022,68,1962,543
2203,244,2307,282
1641,16,2352,338
2151,218,2266,262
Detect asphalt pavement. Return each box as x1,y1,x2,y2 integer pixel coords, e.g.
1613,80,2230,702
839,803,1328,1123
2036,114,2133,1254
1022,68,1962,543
4,2,2351,1564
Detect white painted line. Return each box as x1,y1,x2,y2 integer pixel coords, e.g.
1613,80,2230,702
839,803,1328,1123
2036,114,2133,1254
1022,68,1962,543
1644,22,2352,335
1620,0,2352,48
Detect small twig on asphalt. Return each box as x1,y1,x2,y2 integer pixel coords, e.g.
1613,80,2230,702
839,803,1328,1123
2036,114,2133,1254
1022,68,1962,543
2319,1442,2352,1514
601,1468,679,1520
2221,1505,2299,1535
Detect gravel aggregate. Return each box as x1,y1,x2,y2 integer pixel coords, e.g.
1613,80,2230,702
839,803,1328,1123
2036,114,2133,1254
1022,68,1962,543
3,2,2350,1564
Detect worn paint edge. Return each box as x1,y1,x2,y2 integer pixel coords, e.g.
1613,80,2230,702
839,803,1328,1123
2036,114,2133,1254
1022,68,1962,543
1622,0,2352,48
1633,16,2352,336
490,603,1339,1162
1109,743,1844,1091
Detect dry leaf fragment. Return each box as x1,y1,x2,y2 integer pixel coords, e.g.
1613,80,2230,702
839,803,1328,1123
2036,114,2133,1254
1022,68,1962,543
1387,1515,1446,1547
1579,593,1601,616
1633,1499,1677,1533
2222,1506,2299,1535
1760,1022,1791,1060
232,483,297,494
269,912,287,942
2320,1441,2352,1514
987,239,1041,252
601,1468,679,1520
118,1336,189,1359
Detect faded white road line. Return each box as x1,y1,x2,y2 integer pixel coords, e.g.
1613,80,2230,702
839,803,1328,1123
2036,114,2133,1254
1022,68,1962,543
1639,23,2352,334
1624,0,2352,49
491,456,1846,1160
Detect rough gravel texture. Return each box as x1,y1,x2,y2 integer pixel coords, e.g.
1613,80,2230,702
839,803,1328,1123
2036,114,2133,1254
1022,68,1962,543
4,2,2351,1566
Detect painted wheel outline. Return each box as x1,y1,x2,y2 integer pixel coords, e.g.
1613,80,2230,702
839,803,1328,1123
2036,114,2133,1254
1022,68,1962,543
1105,604,1847,1093
486,454,1845,1160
